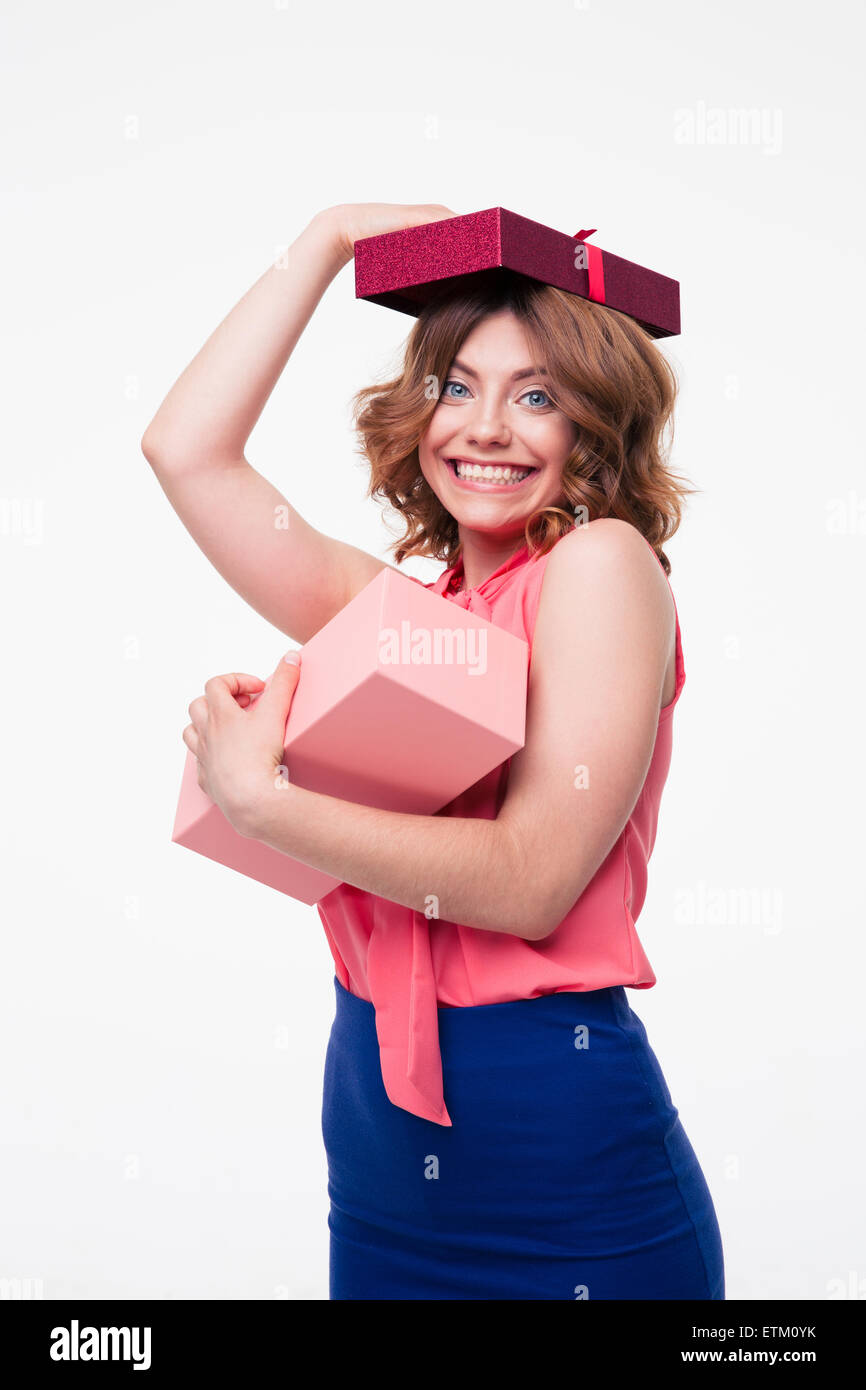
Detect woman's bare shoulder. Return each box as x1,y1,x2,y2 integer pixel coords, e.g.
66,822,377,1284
538,519,677,709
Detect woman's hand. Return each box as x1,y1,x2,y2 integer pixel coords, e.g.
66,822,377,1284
182,650,302,837
326,202,458,261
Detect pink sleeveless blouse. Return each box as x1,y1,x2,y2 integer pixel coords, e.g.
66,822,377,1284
316,529,686,1126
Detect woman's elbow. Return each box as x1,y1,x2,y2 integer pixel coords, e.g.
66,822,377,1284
511,874,590,942
497,888,564,942
494,818,591,941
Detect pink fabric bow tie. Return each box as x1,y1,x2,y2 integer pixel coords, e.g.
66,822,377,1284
444,585,493,621
439,541,532,620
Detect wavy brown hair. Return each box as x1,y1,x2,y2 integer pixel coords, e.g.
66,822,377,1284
350,270,695,575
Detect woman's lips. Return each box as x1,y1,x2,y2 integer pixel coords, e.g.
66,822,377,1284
444,457,539,491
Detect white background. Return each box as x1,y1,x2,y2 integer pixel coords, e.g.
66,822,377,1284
1,0,863,1302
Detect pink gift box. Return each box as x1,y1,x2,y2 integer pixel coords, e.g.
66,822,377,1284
172,567,528,904
354,205,680,339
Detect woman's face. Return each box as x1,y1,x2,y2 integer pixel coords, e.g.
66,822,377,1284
418,308,576,542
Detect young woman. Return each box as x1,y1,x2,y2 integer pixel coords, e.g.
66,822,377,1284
142,202,725,1301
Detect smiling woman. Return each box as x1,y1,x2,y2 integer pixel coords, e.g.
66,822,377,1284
142,201,722,1302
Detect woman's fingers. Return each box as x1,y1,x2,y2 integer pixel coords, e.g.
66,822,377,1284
188,670,262,735
185,671,267,750
203,672,265,716
187,694,208,729
208,672,266,698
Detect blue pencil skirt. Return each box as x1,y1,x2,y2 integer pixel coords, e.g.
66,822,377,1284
322,975,725,1300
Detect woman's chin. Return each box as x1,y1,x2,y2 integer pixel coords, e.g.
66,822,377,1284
446,491,548,524
449,507,535,539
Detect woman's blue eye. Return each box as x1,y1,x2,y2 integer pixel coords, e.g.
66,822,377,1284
441,380,551,407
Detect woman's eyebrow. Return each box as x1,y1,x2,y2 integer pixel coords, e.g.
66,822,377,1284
451,358,549,381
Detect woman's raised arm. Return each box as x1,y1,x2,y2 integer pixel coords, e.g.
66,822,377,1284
140,206,390,643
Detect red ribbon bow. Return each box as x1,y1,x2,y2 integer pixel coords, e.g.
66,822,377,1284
573,227,606,305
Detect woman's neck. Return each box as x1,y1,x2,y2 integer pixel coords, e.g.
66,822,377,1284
455,531,527,591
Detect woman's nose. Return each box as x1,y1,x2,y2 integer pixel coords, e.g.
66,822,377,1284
465,398,511,444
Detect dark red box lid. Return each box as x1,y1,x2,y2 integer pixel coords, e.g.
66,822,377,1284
354,206,680,339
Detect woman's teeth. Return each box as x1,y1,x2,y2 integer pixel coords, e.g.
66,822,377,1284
450,460,533,485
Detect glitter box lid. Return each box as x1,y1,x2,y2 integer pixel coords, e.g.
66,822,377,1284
354,206,680,339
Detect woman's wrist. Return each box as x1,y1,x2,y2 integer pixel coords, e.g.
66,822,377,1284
307,205,355,273
231,766,300,843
